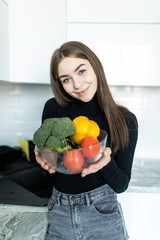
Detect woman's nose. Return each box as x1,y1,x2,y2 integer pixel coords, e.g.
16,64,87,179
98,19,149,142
72,77,83,89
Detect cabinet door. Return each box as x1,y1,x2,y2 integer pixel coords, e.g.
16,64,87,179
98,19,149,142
9,0,66,83
67,23,160,86
0,0,9,81
67,0,160,23
118,192,160,240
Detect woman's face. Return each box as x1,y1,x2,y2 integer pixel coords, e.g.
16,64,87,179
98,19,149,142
58,57,97,102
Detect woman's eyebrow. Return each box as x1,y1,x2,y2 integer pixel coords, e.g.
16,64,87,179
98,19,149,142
74,63,85,72
59,74,68,80
59,64,86,80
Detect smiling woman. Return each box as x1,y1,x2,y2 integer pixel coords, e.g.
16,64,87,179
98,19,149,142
34,41,138,240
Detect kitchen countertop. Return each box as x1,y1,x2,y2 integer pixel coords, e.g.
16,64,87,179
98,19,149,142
0,205,48,240
127,158,160,193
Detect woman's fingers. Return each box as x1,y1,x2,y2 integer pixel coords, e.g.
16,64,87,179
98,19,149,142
81,147,112,177
34,149,55,174
43,163,55,174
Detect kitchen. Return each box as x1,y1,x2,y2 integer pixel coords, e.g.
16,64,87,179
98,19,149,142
0,0,160,239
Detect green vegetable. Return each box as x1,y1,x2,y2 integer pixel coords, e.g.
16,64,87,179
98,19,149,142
33,117,76,151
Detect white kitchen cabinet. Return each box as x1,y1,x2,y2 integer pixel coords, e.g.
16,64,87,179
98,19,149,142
118,192,160,240
8,0,66,83
67,23,160,86
67,0,160,23
0,0,9,81
67,0,160,86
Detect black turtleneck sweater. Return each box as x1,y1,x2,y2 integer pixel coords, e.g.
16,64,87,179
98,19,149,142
42,95,138,194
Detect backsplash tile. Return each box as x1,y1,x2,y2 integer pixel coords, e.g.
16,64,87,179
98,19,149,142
0,82,160,160
0,82,53,147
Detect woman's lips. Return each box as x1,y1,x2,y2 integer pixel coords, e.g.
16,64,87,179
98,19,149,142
78,86,89,96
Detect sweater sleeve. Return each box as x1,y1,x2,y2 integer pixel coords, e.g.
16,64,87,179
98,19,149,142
99,112,138,193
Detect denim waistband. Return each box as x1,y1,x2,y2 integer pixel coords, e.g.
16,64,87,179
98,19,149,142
51,184,116,206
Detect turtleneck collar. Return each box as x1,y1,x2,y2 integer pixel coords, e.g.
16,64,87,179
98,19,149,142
75,93,98,106
73,93,101,116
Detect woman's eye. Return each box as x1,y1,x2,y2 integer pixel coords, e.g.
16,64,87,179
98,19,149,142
79,69,85,75
63,78,70,83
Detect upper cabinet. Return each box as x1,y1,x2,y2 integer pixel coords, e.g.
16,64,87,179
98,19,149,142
2,0,66,83
67,23,160,86
1,0,160,85
67,0,160,23
67,0,160,86
0,0,9,81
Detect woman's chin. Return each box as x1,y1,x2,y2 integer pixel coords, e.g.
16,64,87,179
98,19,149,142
79,95,94,102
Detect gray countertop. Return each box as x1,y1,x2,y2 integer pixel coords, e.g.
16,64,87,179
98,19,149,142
127,158,160,193
0,205,48,240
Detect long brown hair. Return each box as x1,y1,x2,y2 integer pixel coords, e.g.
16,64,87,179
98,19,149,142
50,41,129,152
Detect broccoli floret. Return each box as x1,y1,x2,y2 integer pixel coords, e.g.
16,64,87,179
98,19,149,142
33,128,49,149
51,117,76,139
33,117,76,151
45,136,71,152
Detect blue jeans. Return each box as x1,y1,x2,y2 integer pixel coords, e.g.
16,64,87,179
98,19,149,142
45,184,129,240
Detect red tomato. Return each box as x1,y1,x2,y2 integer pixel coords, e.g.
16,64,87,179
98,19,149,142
63,149,84,173
81,136,101,158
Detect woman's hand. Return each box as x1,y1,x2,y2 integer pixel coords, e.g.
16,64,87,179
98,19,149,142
34,149,55,174
81,147,112,177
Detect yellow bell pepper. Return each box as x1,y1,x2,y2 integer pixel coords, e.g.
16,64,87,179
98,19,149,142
71,116,100,144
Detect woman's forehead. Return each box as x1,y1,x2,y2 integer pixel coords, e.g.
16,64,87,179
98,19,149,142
58,57,90,73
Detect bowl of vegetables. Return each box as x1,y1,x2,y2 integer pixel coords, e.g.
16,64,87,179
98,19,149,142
33,116,107,174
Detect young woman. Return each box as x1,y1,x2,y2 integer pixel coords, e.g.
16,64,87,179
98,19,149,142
35,41,138,240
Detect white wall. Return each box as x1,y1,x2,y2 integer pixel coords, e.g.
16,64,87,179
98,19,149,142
0,82,52,146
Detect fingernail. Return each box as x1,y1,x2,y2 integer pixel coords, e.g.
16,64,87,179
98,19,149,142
82,171,86,177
